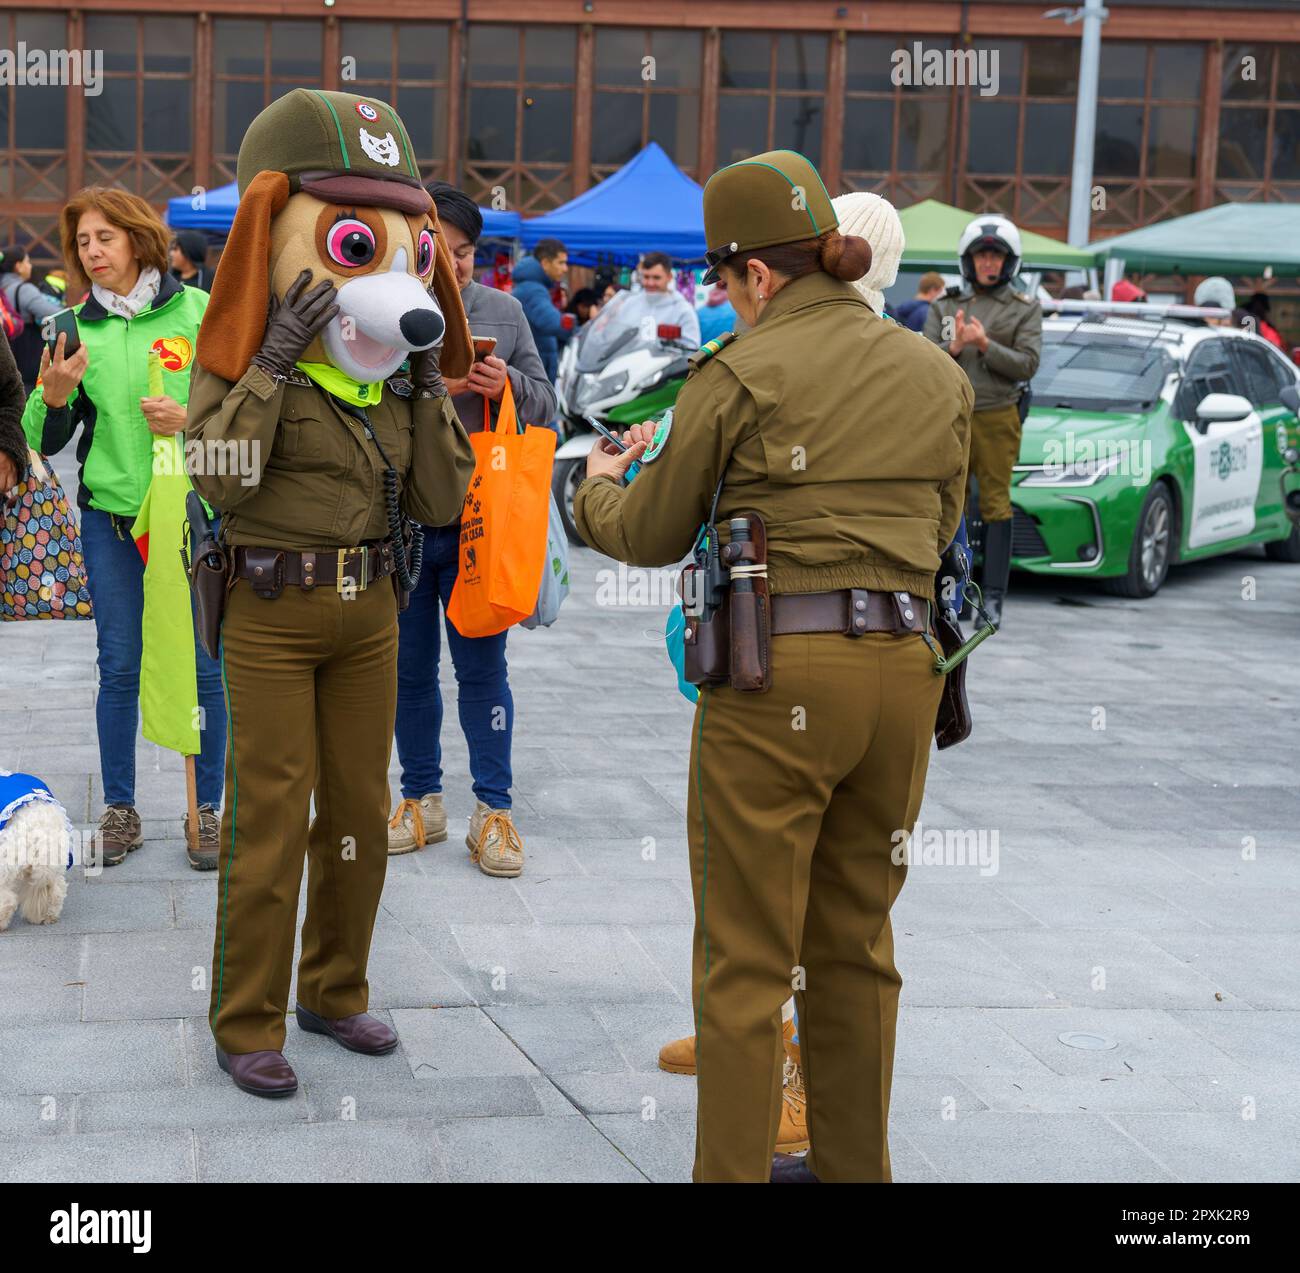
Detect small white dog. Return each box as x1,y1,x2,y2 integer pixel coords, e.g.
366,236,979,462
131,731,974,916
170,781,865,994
0,770,73,930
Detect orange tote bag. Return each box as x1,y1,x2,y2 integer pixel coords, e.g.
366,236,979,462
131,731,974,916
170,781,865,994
446,379,557,637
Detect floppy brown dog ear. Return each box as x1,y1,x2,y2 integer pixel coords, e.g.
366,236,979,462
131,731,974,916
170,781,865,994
430,219,472,381
197,170,290,382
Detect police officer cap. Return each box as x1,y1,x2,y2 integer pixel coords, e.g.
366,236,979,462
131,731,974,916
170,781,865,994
701,150,839,284
236,88,431,215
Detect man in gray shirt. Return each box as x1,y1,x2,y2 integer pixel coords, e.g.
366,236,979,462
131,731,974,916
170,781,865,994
388,183,557,880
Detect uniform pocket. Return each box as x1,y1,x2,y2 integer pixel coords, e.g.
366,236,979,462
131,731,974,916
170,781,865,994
277,400,324,459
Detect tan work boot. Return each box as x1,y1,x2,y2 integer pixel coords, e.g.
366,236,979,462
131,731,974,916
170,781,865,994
94,804,142,868
388,793,447,855
467,801,524,877
776,1034,810,1154
183,803,220,871
658,1032,697,1075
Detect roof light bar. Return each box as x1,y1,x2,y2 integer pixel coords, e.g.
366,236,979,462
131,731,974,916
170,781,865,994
1042,299,1232,320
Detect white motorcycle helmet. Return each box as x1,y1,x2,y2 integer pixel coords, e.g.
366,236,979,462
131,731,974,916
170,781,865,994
958,214,1023,289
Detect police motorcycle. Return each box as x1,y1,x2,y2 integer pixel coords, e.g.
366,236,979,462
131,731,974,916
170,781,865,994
552,289,694,544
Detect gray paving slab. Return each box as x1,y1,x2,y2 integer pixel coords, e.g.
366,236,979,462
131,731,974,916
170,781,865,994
1,1130,196,1183
0,1020,187,1094
433,1113,646,1183
391,1005,539,1080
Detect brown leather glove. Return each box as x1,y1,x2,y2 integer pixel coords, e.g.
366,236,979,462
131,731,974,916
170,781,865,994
408,343,448,400
249,269,339,379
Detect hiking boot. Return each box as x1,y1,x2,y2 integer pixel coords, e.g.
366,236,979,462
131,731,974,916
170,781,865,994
388,793,447,855
94,804,142,868
467,801,524,877
658,1032,697,1075
777,1044,810,1154
184,803,220,871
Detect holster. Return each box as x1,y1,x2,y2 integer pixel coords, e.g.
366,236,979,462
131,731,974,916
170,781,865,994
723,511,771,692
680,562,730,687
931,539,974,749
183,491,231,661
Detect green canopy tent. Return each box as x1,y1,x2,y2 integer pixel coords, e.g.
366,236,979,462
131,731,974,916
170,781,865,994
896,199,1097,269
1089,203,1300,276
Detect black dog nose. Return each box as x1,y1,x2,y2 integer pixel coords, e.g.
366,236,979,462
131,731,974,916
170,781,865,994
400,307,445,348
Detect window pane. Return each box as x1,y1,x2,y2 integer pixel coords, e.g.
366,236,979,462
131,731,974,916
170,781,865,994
18,85,66,150
775,34,826,92
1217,107,1267,179
469,26,518,81
144,17,194,71
467,86,516,160
396,85,446,160
1273,108,1300,181
1280,47,1300,104
968,101,1018,174
398,24,449,80
773,95,822,163
523,89,571,161
215,21,263,77
215,81,267,154
143,79,190,153
1147,106,1197,178
339,23,395,81
717,94,768,165
592,91,643,164
649,93,697,168
1095,104,1143,175
1026,39,1076,97
897,97,949,171
88,79,136,150
845,36,900,94
16,13,66,50
1023,101,1075,174
271,22,321,79
1152,45,1201,99
595,29,645,86
975,38,1021,93
720,33,769,90
841,99,893,171
86,15,137,74
651,32,701,89
1221,44,1269,101
1098,43,1146,98
525,27,574,85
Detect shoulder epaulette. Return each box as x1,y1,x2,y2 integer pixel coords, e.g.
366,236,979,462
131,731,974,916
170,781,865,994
943,284,965,300
1010,289,1034,304
688,331,738,369
386,374,414,398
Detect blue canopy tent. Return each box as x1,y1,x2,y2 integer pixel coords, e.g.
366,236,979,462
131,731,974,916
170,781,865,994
165,181,522,239
518,142,705,266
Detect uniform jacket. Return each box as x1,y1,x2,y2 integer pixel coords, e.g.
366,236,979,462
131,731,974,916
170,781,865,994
452,279,557,432
574,269,973,603
184,362,475,551
511,256,570,381
922,282,1042,411
22,271,209,516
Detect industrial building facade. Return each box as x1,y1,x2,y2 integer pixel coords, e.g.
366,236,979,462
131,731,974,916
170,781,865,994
1,0,1299,266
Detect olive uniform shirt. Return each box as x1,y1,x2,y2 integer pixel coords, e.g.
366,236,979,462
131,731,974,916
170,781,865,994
185,363,475,549
922,282,1042,411
574,270,973,603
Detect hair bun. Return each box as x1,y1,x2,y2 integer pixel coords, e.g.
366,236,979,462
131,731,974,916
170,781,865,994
821,232,872,282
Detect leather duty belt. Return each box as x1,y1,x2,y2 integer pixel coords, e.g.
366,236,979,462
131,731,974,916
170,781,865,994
770,588,927,637
232,541,395,599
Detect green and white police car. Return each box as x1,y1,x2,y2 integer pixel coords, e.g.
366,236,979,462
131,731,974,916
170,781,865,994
1010,313,1300,597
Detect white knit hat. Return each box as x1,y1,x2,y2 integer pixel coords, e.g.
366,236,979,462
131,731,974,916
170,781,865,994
1194,276,1236,312
831,191,905,316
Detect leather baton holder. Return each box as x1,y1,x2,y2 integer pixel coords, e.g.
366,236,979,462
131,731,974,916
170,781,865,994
680,563,730,687
183,492,231,662
723,512,770,692
932,604,972,749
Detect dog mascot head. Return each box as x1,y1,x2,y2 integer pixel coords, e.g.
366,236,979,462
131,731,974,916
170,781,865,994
198,89,472,385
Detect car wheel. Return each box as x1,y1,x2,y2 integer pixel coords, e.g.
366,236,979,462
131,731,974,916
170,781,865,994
1105,482,1174,598
553,455,586,546
1263,522,1300,563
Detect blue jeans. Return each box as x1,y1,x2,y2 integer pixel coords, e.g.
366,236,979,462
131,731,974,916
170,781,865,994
79,506,227,808
394,522,513,809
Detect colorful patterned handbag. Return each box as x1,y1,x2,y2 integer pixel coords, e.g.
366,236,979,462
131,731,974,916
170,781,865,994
0,450,93,620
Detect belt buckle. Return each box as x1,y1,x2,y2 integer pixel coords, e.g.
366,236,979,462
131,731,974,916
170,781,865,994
337,545,368,594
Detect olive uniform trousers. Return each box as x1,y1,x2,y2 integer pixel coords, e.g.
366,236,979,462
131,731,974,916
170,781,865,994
688,628,943,1183
210,575,399,1054
966,402,1023,523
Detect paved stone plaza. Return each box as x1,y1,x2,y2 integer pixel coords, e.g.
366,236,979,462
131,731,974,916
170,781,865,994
2,479,1298,1181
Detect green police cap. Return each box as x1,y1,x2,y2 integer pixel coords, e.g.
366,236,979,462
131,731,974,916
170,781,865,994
700,150,838,284
236,88,431,215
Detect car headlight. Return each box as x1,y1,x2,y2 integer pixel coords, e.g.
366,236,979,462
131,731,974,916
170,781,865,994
1020,454,1123,487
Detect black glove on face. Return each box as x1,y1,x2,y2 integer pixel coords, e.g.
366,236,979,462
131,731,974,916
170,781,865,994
249,269,339,379
408,344,448,399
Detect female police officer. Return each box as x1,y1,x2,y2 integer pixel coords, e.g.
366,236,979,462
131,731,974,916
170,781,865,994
574,151,973,1183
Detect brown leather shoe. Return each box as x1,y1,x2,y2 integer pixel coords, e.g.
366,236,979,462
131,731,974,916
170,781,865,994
771,1153,820,1183
215,1045,298,1098
295,1003,398,1055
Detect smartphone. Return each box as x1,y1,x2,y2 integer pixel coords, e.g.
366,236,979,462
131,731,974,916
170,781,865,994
472,335,497,362
46,308,81,359
584,415,628,453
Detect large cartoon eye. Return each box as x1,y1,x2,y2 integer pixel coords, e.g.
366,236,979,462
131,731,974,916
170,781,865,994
326,217,376,268
416,228,435,277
